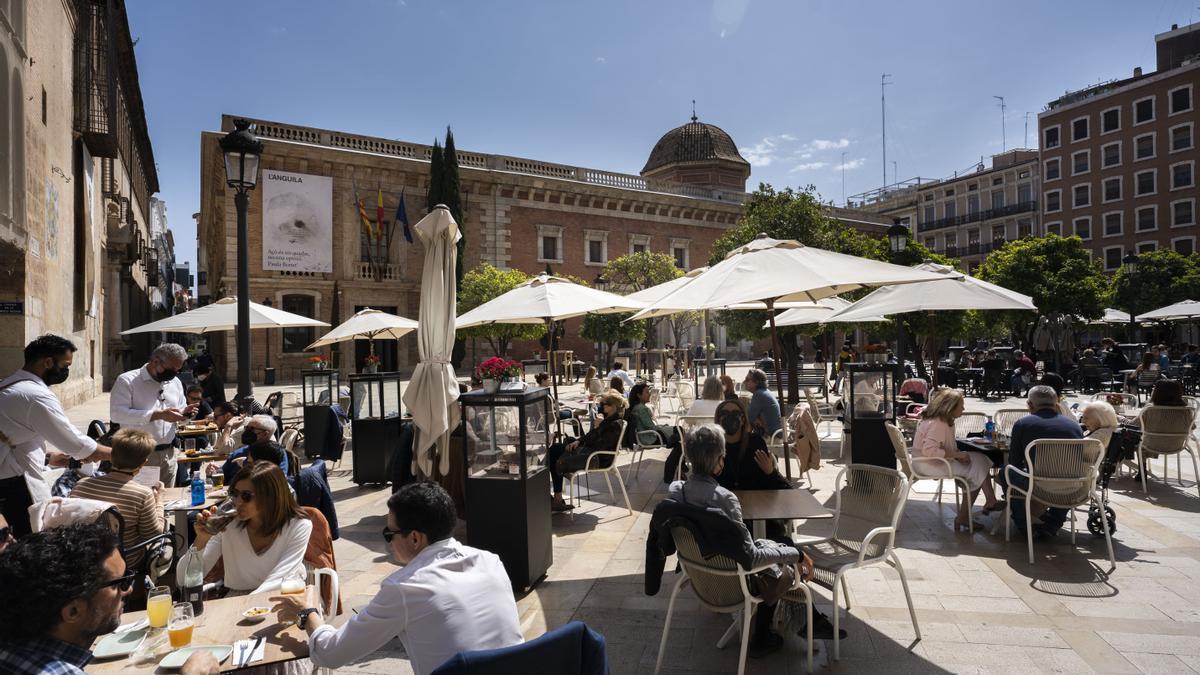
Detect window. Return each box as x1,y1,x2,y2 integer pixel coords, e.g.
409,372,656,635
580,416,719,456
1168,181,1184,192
1071,116,1089,142
1073,217,1091,240
967,184,978,192
1046,221,1062,236
1135,133,1156,160
1044,158,1061,181
1103,177,1122,203
992,176,1004,186
1173,199,1195,227
1136,205,1157,232
945,232,957,251
1103,211,1123,237
628,233,651,255
584,230,608,265
41,87,47,126
1044,189,1061,212
992,224,1006,241
967,194,979,215
632,243,646,254
1101,107,1120,134
670,239,690,269
1072,150,1090,175
1138,241,1158,254
945,188,956,197
924,237,935,249
1073,183,1090,208
536,224,563,263
1102,142,1121,168
968,229,980,245
1136,169,1156,196
1171,123,1193,152
1174,237,1195,255
1171,161,1194,189
1104,247,1124,271
1170,84,1193,115
991,190,1005,209
1017,183,1032,204
944,201,957,218
923,205,935,223
281,294,316,353
1043,125,1061,149
1134,96,1155,125
1017,218,1032,238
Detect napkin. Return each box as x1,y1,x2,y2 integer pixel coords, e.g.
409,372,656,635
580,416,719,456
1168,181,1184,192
234,637,266,667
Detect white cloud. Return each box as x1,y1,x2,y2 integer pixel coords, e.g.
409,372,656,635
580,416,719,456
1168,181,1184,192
595,56,606,64
807,138,850,151
833,158,866,171
789,162,828,172
778,134,797,142
739,137,779,167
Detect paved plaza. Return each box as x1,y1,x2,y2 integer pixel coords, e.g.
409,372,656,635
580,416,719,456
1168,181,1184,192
66,367,1200,674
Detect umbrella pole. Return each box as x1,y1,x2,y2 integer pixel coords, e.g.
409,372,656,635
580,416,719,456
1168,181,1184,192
765,299,792,482
547,318,563,438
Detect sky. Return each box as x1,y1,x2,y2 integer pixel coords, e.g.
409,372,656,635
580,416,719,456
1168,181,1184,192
127,0,1199,278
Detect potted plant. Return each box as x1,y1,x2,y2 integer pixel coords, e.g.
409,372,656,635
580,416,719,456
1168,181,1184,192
309,354,328,370
863,343,888,364
478,357,523,394
363,353,381,374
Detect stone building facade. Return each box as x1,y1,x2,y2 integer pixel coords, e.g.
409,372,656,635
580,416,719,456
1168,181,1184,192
0,0,160,406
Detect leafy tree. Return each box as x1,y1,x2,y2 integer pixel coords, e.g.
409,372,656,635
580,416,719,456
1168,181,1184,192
456,264,544,357
582,313,646,367
1112,249,1198,321
602,252,695,348
976,234,1107,368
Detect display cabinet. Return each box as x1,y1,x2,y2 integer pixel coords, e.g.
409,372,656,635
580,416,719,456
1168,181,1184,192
301,369,339,460
349,372,403,485
843,362,901,469
459,387,553,590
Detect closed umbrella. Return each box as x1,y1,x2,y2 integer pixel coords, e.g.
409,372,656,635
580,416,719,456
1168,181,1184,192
826,262,1035,321
307,308,418,351
402,206,462,477
120,296,328,334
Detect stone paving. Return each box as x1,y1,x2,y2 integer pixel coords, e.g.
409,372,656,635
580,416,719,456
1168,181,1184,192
65,368,1200,674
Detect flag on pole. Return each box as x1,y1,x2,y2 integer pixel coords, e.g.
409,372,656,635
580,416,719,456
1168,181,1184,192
351,176,375,240
396,190,412,243
376,185,385,242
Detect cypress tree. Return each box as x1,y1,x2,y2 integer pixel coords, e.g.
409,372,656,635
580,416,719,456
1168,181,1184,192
426,139,444,213
442,127,464,284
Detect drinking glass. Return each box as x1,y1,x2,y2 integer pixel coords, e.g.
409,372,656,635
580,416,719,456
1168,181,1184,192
280,567,307,595
201,498,238,535
184,439,196,454
167,603,194,648
210,472,225,489
146,586,172,629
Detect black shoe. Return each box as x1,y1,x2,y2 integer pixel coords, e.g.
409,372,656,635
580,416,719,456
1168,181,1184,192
800,611,847,641
1031,525,1059,542
747,630,784,658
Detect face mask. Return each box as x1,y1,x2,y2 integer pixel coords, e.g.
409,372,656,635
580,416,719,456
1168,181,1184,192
42,365,70,386
196,374,208,381
719,412,742,435
242,428,259,445
154,367,179,383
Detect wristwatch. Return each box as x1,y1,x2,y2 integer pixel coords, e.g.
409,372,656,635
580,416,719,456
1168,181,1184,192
296,607,319,630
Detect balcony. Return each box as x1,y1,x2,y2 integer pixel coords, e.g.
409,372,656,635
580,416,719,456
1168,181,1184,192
918,200,1038,232
354,262,403,281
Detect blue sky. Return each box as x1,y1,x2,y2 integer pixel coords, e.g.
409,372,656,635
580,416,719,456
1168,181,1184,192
128,0,1197,276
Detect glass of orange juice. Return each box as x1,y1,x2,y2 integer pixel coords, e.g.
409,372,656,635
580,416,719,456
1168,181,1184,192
146,586,172,629
167,603,194,648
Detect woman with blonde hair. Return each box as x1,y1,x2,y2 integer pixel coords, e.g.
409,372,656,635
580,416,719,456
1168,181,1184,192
685,376,725,419
583,366,604,396
545,392,628,512
911,388,998,531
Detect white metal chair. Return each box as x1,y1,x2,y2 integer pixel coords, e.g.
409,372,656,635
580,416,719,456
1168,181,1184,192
1136,404,1200,498
654,525,813,675
887,423,973,533
991,408,1027,438
792,464,918,660
954,411,989,438
311,567,340,620
804,387,838,438
676,385,696,414
566,421,633,516
1004,438,1113,567
629,425,671,487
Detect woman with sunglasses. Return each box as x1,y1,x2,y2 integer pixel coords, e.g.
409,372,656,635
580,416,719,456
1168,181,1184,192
194,462,311,595
713,399,790,493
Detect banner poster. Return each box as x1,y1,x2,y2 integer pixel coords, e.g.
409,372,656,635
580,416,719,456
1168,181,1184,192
261,170,333,272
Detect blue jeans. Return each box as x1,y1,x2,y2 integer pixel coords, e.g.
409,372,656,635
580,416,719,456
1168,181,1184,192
1008,471,1068,533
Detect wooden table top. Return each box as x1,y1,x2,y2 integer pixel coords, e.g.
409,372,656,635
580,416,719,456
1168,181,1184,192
733,488,833,522
87,589,310,673
177,426,218,438
176,453,223,464
161,487,225,512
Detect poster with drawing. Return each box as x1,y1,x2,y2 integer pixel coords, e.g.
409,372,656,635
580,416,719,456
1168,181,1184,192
261,170,333,272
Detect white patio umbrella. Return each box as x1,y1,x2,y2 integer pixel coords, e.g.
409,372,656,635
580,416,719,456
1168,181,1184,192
401,206,462,477
1136,299,1200,322
628,235,949,400
456,274,645,398
307,308,418,352
768,297,891,327
1087,308,1132,325
120,296,328,334
826,261,1036,322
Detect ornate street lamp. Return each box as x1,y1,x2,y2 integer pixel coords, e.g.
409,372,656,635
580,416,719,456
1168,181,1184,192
593,275,607,364
219,119,264,406
888,221,911,370
1124,252,1140,343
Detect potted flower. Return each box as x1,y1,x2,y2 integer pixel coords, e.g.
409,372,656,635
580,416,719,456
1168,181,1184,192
862,343,888,364
363,353,381,374
309,354,328,370
478,357,523,394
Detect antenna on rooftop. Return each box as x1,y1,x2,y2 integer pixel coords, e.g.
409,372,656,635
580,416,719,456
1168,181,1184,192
1023,112,1032,148
994,95,1007,152
881,74,892,188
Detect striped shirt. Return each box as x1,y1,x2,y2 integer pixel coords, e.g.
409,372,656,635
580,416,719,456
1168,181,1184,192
70,472,165,567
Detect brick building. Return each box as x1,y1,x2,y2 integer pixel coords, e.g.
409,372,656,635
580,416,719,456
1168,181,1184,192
1038,22,1200,271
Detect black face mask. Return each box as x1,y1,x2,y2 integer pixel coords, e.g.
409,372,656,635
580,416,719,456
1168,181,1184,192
242,428,260,445
42,365,70,386
154,367,179,383
719,412,742,435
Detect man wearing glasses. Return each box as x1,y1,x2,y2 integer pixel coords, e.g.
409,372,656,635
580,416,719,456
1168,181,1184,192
279,482,521,675
110,343,195,487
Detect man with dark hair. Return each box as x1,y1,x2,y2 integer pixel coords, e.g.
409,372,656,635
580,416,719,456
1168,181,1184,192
191,365,226,407
0,336,111,537
210,401,246,457
247,441,288,471
608,361,634,390
280,481,521,675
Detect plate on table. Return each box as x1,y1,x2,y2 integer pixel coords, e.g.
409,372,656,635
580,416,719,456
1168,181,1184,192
93,627,148,659
158,645,233,670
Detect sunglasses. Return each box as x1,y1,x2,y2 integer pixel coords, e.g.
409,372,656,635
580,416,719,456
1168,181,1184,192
230,489,255,503
98,571,138,593
381,526,408,543
0,527,9,541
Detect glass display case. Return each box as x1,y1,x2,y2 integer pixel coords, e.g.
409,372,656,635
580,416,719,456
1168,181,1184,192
348,372,404,485
459,387,553,591
301,369,339,461
843,362,901,469
302,369,339,407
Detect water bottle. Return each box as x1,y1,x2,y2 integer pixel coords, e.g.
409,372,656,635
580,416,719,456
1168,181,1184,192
182,548,205,615
984,417,995,442
190,474,205,506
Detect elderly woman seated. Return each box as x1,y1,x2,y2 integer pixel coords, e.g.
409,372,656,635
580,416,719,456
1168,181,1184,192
545,392,627,513
1080,400,1119,450
666,424,843,654
911,388,999,531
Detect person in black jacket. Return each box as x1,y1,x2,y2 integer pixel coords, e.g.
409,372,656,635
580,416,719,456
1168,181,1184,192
714,399,790,493
546,392,626,512
192,365,227,406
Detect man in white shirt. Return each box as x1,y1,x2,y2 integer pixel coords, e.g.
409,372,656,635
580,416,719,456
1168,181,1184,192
607,361,635,390
0,335,111,537
109,343,194,487
280,482,522,675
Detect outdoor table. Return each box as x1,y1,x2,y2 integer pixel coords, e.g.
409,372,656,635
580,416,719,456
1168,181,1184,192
162,486,225,536
176,452,223,479
956,436,1008,469
734,488,833,539
957,368,983,396
87,588,312,673
177,425,218,439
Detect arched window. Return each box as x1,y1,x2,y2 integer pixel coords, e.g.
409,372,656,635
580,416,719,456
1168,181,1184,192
11,68,23,228
0,48,10,220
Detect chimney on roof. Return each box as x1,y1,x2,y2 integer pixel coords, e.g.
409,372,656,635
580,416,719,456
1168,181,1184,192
1172,23,1178,30
1134,66,1143,77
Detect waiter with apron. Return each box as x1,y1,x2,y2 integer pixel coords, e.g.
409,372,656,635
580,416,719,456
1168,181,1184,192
0,335,111,537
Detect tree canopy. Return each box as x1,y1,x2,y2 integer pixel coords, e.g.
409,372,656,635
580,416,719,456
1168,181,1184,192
1112,249,1200,318
456,263,544,357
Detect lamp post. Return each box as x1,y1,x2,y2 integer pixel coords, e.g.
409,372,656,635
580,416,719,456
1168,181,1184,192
593,275,607,365
219,119,264,407
1124,252,1140,344
887,221,910,371
262,297,275,384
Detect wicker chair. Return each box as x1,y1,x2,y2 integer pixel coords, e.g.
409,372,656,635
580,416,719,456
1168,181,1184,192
887,423,973,533
992,409,1027,438
955,411,989,438
654,525,813,675
787,464,917,660
1004,438,1113,567
804,387,838,438
566,421,632,516
1137,405,1200,498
